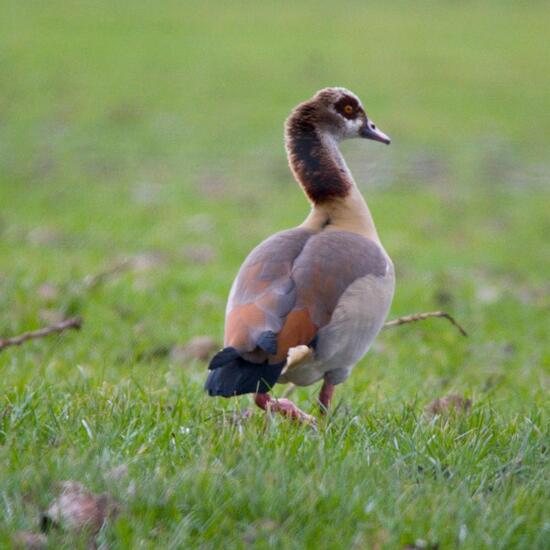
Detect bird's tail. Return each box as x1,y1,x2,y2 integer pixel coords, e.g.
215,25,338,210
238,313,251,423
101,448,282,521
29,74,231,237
204,346,284,397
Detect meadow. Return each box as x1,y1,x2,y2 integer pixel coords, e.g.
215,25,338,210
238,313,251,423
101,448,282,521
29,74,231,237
0,1,549,548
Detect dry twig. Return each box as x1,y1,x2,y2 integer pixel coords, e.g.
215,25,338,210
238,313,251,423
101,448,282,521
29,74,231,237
80,259,133,290
0,317,82,353
383,310,468,337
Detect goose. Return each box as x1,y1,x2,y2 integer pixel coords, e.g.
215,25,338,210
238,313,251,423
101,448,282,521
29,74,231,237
205,87,394,424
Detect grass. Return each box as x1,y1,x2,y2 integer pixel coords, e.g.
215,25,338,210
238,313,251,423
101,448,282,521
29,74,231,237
0,1,549,548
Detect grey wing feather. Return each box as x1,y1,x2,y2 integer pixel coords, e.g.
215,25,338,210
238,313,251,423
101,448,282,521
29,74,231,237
292,231,388,327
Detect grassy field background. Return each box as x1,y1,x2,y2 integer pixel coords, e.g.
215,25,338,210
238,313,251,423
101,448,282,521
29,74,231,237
1,1,549,548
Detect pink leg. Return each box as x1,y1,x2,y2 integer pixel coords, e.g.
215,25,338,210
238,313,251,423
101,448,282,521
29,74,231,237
318,380,335,414
254,393,316,425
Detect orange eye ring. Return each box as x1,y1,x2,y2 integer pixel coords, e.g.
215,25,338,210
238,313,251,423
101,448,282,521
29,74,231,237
343,104,354,115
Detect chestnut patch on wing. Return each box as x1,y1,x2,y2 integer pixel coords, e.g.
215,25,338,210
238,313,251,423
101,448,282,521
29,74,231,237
334,95,360,119
274,309,318,363
226,303,269,354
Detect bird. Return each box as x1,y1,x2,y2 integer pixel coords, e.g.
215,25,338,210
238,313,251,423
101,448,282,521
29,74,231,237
205,87,395,424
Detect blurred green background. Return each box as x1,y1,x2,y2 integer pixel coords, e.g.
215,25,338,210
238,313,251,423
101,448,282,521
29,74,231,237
1,1,549,548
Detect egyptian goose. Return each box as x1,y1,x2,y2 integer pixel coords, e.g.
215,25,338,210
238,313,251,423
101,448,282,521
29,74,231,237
205,88,394,423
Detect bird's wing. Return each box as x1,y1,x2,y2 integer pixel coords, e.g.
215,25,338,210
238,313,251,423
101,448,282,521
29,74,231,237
225,228,388,364
224,228,314,358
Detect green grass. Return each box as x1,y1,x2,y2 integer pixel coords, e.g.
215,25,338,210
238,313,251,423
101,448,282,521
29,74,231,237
0,1,549,548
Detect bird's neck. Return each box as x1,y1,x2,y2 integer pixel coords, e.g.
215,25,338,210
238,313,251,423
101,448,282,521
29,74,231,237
285,120,380,242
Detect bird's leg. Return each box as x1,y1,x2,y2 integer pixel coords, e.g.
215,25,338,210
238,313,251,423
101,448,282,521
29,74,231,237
254,393,316,426
318,380,335,415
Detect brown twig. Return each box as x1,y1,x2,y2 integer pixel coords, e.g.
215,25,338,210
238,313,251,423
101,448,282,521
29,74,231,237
384,310,468,337
0,259,134,354
0,317,83,353
80,259,133,290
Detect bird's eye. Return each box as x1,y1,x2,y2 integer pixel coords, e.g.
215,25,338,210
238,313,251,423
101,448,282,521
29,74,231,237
343,104,354,115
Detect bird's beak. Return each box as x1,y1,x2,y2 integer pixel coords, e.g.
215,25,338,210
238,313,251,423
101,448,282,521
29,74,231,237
360,119,391,145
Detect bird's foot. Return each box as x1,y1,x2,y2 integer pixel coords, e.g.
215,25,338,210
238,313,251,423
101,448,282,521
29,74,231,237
255,393,317,427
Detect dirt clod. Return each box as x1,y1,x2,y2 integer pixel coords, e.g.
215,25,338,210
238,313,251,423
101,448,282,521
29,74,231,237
425,394,472,417
41,481,119,535
13,531,47,550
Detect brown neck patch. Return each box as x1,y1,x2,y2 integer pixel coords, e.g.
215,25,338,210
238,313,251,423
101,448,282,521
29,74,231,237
285,105,351,204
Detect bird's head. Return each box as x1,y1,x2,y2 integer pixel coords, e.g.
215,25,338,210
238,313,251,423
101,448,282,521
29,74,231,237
288,87,391,145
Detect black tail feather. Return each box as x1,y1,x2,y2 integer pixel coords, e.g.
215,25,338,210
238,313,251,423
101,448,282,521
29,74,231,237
205,348,284,397
208,347,240,370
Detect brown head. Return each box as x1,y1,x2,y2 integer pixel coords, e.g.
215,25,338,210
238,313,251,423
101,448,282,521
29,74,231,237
286,87,391,146
285,88,390,204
